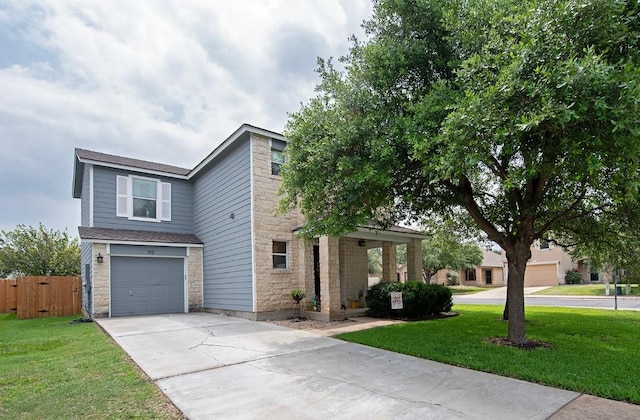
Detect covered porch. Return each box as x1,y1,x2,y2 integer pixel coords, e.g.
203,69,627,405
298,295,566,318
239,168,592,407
303,225,428,321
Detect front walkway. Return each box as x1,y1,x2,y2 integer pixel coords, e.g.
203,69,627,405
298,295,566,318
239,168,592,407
97,312,583,419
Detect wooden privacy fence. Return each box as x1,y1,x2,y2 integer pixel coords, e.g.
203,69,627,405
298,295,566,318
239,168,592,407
0,276,82,319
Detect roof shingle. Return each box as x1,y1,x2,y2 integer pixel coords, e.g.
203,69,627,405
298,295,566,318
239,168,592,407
75,148,190,176
78,227,202,245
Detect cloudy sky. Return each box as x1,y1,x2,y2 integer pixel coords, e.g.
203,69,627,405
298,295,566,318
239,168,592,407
0,0,371,237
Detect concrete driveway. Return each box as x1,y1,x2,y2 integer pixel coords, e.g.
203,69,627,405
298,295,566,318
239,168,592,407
96,312,588,419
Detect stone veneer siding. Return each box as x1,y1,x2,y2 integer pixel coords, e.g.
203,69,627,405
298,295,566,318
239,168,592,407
187,247,203,309
319,235,341,318
92,243,110,317
339,237,369,306
251,133,309,315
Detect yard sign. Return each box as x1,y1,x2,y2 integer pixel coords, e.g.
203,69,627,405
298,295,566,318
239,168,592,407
390,292,403,310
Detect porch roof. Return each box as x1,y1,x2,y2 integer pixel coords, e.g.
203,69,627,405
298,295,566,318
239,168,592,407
292,223,429,245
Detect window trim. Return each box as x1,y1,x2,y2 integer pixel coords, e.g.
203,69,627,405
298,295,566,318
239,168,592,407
539,240,552,250
466,269,477,282
271,148,285,176
272,240,288,269
116,175,171,222
270,138,286,177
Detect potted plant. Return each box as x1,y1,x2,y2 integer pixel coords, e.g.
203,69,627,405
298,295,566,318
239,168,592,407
290,289,306,303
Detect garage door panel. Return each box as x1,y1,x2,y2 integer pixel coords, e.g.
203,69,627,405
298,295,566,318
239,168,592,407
111,256,184,317
525,264,558,286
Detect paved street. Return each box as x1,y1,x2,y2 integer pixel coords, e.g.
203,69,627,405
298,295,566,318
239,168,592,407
453,286,640,311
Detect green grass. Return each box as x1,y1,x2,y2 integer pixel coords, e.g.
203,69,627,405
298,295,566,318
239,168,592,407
336,304,640,404
533,284,640,296
448,285,489,295
0,314,182,419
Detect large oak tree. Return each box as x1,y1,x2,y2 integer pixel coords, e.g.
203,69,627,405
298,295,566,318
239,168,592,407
280,0,640,344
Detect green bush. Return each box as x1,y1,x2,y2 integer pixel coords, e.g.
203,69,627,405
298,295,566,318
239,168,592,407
366,281,453,319
565,269,583,284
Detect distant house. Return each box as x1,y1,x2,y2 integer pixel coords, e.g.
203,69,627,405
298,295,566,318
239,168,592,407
72,124,426,321
429,249,507,286
525,241,610,286
432,241,609,287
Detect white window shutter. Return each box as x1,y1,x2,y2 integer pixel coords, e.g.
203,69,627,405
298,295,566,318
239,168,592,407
116,176,129,217
160,182,171,221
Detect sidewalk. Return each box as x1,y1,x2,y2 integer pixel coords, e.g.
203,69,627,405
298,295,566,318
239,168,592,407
304,316,640,420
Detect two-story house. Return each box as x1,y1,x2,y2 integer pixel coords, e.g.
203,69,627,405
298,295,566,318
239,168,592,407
72,124,426,321
431,241,608,287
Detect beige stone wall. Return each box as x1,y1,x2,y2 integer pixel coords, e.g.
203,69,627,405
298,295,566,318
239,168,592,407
187,247,203,309
339,237,368,306
381,241,397,282
406,239,423,281
251,133,308,313
319,235,341,317
92,243,110,316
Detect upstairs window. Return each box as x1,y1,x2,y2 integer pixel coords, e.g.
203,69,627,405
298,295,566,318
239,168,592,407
117,175,171,222
272,241,288,269
271,139,286,176
540,240,551,250
132,178,157,219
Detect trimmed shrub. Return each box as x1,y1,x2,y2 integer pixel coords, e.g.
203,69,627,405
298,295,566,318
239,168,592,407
565,269,583,284
365,281,453,319
365,281,403,318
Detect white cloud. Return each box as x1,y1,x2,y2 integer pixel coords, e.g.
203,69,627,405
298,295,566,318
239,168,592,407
0,0,372,235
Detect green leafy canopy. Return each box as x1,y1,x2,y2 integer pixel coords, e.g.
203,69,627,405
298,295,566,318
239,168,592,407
0,224,80,278
279,0,640,343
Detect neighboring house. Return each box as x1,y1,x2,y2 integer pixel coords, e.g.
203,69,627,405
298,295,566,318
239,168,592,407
448,241,609,287
429,249,507,286
72,124,426,321
525,240,609,286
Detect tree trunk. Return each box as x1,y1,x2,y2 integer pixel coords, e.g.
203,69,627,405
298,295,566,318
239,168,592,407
503,245,531,345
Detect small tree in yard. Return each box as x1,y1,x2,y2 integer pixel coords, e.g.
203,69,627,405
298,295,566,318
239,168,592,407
279,0,640,345
0,224,80,278
397,225,483,281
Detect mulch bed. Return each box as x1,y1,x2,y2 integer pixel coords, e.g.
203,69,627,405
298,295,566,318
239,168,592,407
485,337,554,350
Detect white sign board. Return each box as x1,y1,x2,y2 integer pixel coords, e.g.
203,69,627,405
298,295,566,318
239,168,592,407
390,292,403,310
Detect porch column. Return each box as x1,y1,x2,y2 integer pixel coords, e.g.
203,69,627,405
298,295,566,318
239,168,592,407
381,241,397,282
406,238,423,281
319,235,341,318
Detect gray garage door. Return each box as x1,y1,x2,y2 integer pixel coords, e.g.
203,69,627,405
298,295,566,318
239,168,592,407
111,256,184,316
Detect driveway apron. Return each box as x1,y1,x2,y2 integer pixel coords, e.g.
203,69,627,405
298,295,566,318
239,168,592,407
97,313,577,419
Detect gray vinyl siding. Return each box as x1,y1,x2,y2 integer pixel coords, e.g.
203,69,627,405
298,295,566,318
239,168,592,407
92,166,193,234
193,135,253,312
80,241,93,314
81,164,91,227
110,244,187,257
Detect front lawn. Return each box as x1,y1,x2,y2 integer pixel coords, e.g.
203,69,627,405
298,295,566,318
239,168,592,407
0,314,182,419
336,304,640,404
533,284,640,296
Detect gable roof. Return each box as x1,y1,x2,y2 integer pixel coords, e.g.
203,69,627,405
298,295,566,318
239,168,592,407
190,124,285,176
75,148,191,176
72,123,285,198
480,249,507,267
